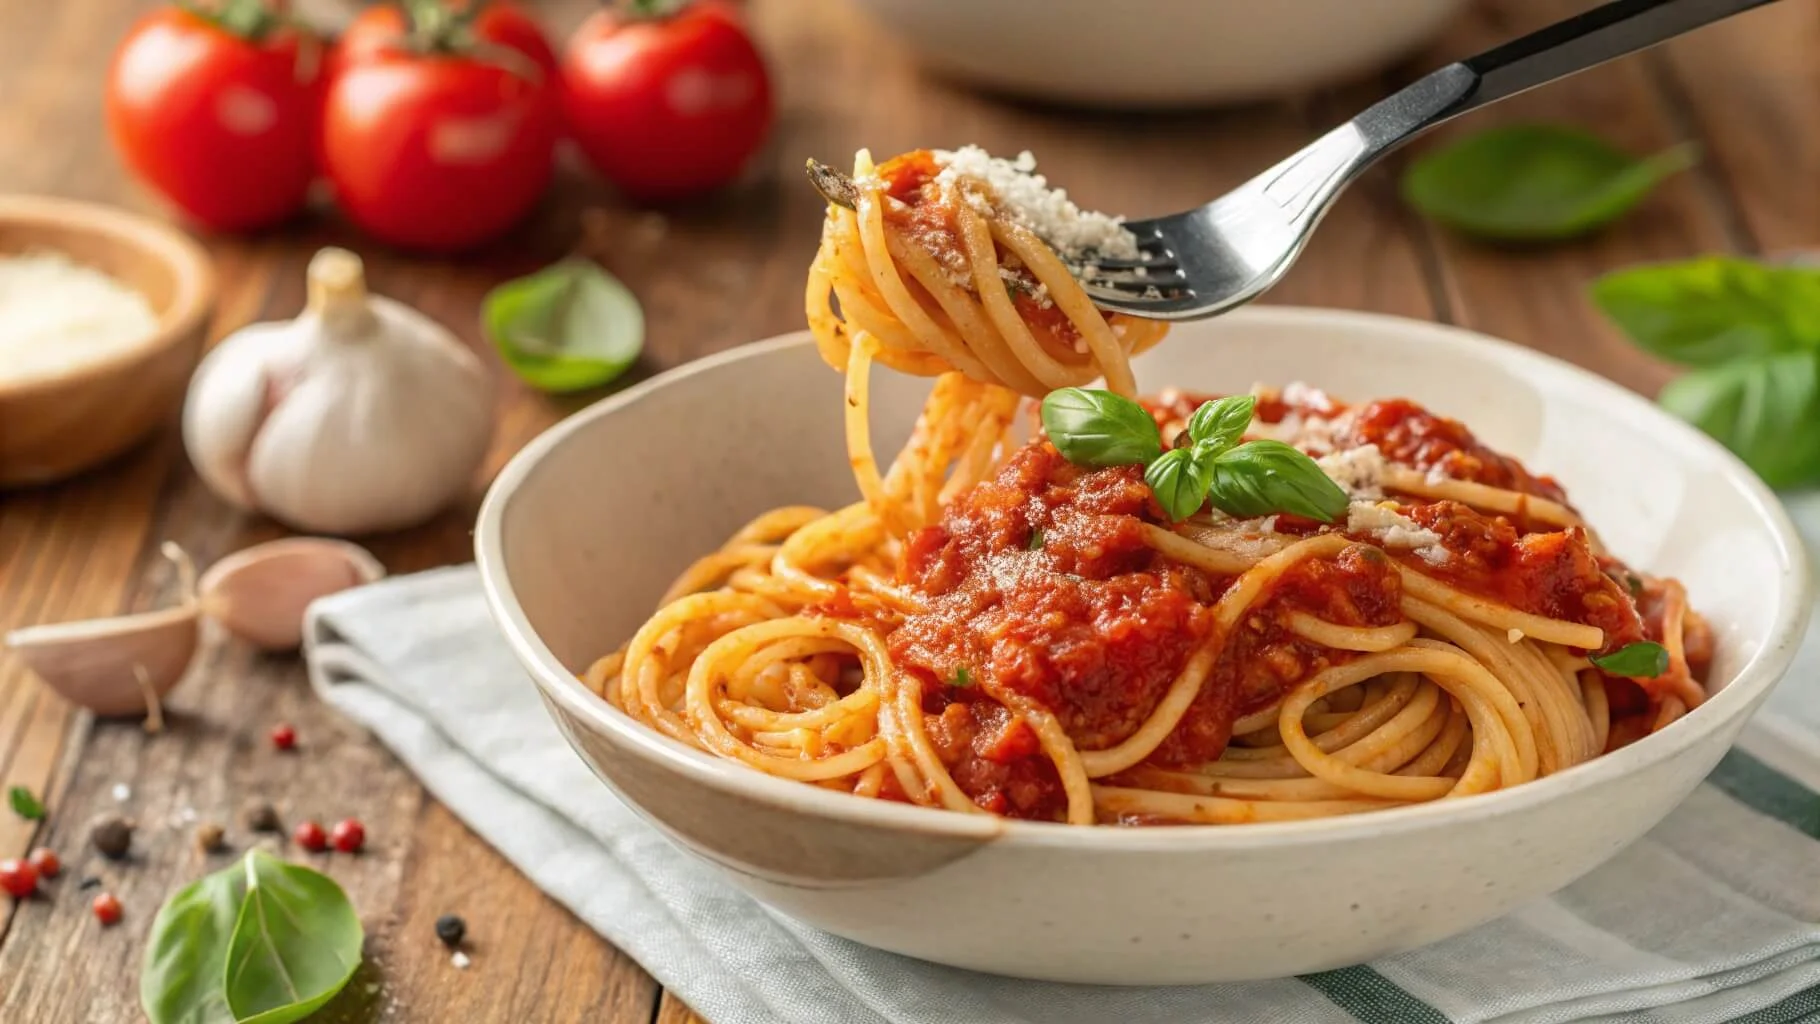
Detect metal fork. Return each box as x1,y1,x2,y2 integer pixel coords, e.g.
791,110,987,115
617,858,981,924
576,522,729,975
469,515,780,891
810,0,1779,320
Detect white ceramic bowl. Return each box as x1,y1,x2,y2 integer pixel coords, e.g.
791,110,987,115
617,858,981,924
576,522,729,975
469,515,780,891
844,0,1469,108
477,307,1810,985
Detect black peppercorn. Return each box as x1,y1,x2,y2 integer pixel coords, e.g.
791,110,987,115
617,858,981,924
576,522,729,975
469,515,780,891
89,816,133,860
196,822,227,853
434,914,466,948
244,802,281,833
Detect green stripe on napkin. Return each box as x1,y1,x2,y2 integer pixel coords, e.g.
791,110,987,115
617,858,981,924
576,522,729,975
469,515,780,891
1709,749,1820,838
1735,980,1820,1023
1301,965,1448,1023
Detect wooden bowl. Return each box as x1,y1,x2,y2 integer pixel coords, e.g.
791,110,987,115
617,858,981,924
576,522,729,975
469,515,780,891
0,195,215,488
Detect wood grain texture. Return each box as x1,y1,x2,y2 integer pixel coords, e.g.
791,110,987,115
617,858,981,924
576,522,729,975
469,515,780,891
0,0,1794,1019
1400,0,1744,396
1654,0,1820,254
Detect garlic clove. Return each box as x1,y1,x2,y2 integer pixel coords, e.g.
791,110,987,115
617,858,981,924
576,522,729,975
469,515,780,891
198,537,385,651
4,542,201,718
6,606,201,717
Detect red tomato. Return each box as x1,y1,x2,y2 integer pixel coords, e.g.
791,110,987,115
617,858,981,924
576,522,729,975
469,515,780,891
561,0,774,202
320,48,558,252
105,6,323,232
332,2,559,87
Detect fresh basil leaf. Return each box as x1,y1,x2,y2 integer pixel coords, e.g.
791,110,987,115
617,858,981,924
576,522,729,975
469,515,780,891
483,257,645,394
1205,440,1349,523
1402,124,1694,241
8,785,44,820
949,666,974,688
1589,641,1670,678
143,851,363,1024
1657,349,1820,488
1040,388,1163,468
142,859,247,1024
224,850,364,1024
1144,447,1214,522
1025,527,1044,551
1185,395,1255,455
1592,256,1820,366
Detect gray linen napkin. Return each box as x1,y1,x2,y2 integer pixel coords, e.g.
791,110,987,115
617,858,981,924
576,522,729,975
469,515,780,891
302,551,1820,1024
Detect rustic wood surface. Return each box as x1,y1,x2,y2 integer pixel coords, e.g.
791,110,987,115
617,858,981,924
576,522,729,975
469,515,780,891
1,0,1814,1019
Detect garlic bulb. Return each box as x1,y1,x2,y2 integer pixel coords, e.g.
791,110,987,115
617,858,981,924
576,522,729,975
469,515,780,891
183,247,495,536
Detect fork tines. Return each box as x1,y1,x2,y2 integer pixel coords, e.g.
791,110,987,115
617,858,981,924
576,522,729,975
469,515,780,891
1071,236,1188,306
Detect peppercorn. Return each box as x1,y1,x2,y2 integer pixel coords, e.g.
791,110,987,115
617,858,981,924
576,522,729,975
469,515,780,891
89,815,134,860
0,859,37,899
26,848,60,879
92,892,122,926
330,818,365,854
77,876,101,891
434,914,466,948
270,723,296,751
244,802,281,833
196,822,226,853
293,820,327,852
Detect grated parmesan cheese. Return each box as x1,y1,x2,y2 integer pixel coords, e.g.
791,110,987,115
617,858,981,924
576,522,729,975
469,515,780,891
1346,501,1443,552
1249,408,1354,455
997,266,1053,308
1507,628,1526,643
933,145,1139,261
0,250,158,386
1317,443,1390,499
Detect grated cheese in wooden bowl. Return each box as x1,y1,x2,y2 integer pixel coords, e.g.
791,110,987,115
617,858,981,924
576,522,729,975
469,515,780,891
0,250,158,386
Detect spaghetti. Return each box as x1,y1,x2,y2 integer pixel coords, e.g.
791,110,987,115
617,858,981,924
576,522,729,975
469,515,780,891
583,147,1713,826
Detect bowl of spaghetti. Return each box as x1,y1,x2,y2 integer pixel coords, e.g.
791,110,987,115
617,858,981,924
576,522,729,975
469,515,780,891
477,147,1810,985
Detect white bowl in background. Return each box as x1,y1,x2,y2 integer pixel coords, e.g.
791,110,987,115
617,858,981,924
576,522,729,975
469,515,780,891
476,307,1809,985
844,0,1470,108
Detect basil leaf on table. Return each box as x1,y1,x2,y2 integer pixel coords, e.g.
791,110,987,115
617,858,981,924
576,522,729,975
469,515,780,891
483,257,645,393
1145,447,1215,522
8,785,44,820
1205,440,1349,524
1040,387,1163,467
141,850,363,1024
226,850,363,1023
1185,394,1255,454
1591,256,1820,488
1592,256,1820,365
1657,350,1820,489
1590,641,1670,678
1402,124,1695,241
142,860,248,1024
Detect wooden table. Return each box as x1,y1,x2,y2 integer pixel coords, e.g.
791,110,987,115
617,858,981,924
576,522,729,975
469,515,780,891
1,0,1812,1019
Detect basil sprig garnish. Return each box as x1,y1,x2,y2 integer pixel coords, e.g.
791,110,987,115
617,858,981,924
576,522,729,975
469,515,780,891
1144,448,1217,522
1038,387,1166,467
1589,640,1670,678
1203,440,1353,521
1040,388,1348,523
1593,256,1820,488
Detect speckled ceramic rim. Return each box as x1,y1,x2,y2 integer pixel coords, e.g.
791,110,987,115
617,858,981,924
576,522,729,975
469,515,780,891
476,306,1814,851
0,193,216,399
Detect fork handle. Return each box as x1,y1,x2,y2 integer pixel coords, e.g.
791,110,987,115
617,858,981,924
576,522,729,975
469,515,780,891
1280,0,1782,221
1457,0,1780,112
